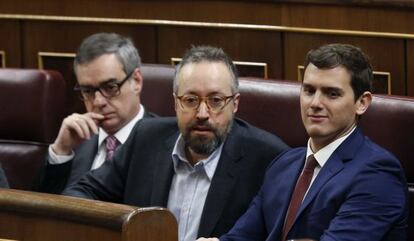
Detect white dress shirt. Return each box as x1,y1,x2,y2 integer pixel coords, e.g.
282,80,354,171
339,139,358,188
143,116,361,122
304,126,356,197
168,134,223,241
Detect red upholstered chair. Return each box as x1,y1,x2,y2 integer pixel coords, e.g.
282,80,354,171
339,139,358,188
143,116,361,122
140,64,175,117
0,69,66,190
239,77,414,240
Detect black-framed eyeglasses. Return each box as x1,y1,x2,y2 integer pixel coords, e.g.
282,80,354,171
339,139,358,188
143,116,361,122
175,94,236,113
74,71,133,101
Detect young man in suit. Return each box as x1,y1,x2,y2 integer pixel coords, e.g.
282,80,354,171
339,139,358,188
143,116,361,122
63,46,289,241
38,32,155,194
198,44,408,241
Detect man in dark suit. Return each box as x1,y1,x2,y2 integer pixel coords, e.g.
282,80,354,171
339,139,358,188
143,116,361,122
38,33,155,194
64,46,289,241
199,44,408,241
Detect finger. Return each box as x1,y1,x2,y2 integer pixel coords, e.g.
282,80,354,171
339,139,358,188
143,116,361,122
80,113,101,134
84,112,105,129
75,114,100,139
68,114,90,139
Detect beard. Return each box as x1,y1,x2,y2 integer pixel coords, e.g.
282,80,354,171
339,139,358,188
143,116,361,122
183,119,233,156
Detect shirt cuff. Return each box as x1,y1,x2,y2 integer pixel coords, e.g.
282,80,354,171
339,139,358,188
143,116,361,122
48,145,75,164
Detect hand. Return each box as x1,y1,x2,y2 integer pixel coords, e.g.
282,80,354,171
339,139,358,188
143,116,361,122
196,238,219,241
51,112,104,155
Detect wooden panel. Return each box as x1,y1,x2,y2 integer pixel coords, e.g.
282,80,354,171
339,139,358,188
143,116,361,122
38,52,85,115
21,21,157,69
0,189,178,241
284,33,406,95
3,1,414,34
0,51,5,68
408,40,414,96
158,26,283,79
0,20,21,67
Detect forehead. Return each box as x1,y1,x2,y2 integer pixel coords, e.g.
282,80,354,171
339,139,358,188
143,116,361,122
75,53,124,85
303,63,352,89
176,61,233,95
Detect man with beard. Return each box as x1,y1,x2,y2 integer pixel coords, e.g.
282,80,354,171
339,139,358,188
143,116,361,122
64,45,289,241
198,44,407,241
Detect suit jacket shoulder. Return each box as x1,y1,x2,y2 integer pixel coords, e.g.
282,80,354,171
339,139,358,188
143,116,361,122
198,118,289,237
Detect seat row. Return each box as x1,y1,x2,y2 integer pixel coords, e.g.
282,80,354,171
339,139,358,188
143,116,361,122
0,65,413,239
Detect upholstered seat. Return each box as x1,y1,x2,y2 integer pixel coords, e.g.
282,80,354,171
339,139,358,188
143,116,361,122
0,69,66,190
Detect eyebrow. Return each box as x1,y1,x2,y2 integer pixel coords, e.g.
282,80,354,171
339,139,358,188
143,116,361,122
79,78,118,88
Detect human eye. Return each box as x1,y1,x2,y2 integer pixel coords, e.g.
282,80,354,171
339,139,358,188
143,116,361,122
326,89,342,99
208,95,225,107
102,82,119,94
183,95,199,106
302,86,315,96
80,86,95,95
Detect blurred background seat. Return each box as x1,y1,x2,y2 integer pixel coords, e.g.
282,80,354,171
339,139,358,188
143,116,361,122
0,68,66,190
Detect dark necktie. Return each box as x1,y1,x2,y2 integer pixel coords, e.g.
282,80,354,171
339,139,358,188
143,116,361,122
282,155,318,241
105,135,120,161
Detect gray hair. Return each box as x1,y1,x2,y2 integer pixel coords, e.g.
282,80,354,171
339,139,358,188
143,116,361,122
74,32,141,75
173,45,239,94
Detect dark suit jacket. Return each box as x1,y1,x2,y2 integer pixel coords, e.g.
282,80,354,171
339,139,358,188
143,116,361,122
37,111,156,194
221,128,408,241
64,117,289,238
0,164,9,188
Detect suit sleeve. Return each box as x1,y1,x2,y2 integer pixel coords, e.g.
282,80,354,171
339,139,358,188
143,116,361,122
320,157,408,241
62,138,132,202
34,152,73,194
220,186,268,241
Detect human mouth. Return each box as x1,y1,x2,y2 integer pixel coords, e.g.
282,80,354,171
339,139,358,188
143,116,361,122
308,114,327,122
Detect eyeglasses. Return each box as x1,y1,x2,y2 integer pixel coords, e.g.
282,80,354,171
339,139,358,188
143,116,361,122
176,94,236,113
74,71,133,101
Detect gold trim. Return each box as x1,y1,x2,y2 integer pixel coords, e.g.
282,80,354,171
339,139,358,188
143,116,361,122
297,65,304,82
373,71,392,95
297,65,392,94
171,57,268,78
1,14,414,39
171,57,181,66
38,51,75,69
0,50,5,68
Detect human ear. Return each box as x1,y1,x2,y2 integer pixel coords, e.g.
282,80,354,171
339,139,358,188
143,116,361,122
355,91,372,115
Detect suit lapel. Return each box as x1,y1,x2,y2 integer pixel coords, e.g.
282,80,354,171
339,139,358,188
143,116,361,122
150,132,177,206
294,128,365,225
68,135,99,184
197,123,243,237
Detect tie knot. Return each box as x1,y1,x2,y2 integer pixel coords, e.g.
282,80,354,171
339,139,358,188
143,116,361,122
105,135,120,161
304,154,318,171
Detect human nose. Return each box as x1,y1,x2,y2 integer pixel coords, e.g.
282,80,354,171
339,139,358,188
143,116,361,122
310,91,323,108
196,99,210,119
92,90,108,106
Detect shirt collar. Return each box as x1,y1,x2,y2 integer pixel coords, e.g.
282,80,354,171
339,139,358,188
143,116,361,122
306,126,356,168
172,134,223,180
98,104,145,146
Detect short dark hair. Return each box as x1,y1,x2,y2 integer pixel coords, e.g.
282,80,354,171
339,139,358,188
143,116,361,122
173,45,239,94
74,32,141,75
304,43,373,100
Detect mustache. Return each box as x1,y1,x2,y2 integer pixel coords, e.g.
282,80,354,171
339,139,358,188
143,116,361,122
188,120,214,131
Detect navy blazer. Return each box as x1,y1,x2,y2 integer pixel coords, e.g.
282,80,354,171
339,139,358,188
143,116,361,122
221,128,408,241
37,111,156,194
64,117,289,238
